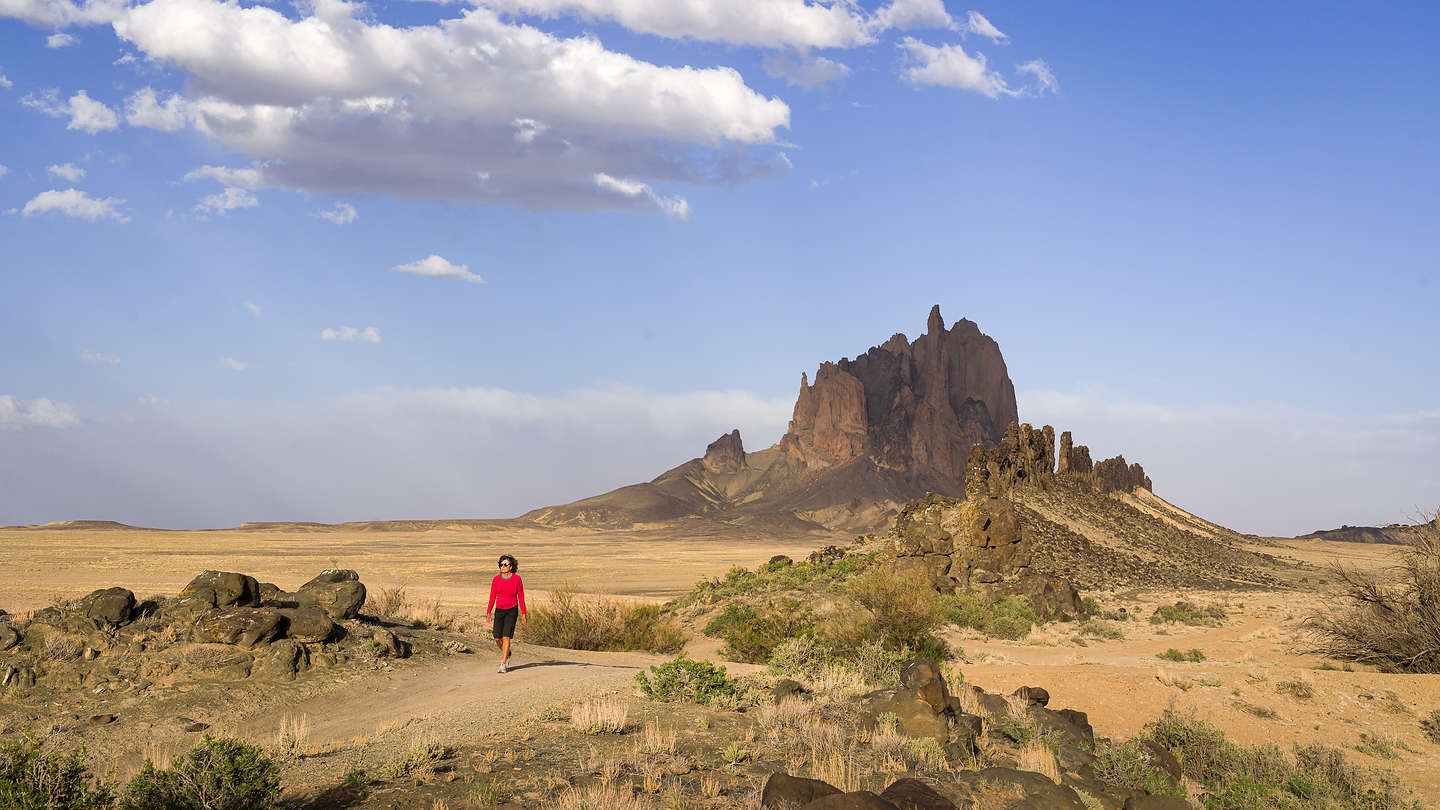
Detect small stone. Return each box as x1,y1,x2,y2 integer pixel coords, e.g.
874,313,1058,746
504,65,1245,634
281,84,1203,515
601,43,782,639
88,714,117,725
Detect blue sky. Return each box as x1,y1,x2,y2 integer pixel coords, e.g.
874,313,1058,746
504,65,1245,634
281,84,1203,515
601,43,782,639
1,0,1437,534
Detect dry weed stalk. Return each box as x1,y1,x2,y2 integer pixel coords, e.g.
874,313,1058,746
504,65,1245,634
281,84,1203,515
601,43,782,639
1016,739,1061,784
700,773,721,799
571,697,630,734
42,634,84,661
555,781,651,810
271,713,310,761
813,752,862,793
1154,668,1194,691
639,719,676,754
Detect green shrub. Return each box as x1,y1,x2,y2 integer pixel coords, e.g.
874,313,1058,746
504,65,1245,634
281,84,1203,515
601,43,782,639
522,583,685,653
1422,710,1440,745
119,736,279,810
1150,601,1226,626
704,598,815,663
824,567,948,658
1079,596,1101,617
0,733,116,809
941,593,1038,640
635,655,737,706
1089,739,1179,796
672,552,881,609
375,742,449,781
1156,648,1205,663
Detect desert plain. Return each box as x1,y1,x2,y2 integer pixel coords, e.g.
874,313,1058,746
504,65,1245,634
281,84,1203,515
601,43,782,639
2,517,1438,809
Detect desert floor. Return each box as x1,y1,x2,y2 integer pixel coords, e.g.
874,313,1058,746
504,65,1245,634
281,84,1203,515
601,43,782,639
2,525,1437,806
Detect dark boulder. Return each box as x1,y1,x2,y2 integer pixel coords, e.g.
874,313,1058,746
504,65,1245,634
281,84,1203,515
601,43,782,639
0,623,19,651
1011,685,1050,708
78,587,136,626
181,571,261,609
1124,798,1191,810
879,778,957,810
256,639,310,681
301,569,359,589
297,577,366,621
278,607,335,643
802,792,898,810
762,773,841,809
371,628,410,658
192,607,285,649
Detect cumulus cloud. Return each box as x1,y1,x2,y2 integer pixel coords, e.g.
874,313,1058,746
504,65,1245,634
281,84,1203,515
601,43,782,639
0,395,79,430
93,0,790,214
21,89,119,133
594,172,690,220
872,0,955,32
82,350,119,365
899,37,1010,97
124,86,188,131
0,0,125,27
0,73,11,88
194,186,257,217
47,162,85,181
393,254,484,283
218,357,250,371
321,326,381,343
762,53,851,91
243,301,261,317
480,0,875,48
182,164,263,188
963,10,1007,43
45,31,77,47
18,188,130,222
315,202,357,224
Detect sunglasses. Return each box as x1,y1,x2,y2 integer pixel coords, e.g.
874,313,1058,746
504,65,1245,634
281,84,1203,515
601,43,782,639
499,563,513,568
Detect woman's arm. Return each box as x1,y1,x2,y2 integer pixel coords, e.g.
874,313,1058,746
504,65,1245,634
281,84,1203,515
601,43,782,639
517,576,526,616
486,575,497,616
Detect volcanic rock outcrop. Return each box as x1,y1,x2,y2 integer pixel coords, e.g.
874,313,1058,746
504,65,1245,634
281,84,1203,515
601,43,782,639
523,306,1019,532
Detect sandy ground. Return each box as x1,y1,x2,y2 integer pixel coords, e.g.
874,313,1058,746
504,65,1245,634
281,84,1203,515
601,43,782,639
3,526,1438,805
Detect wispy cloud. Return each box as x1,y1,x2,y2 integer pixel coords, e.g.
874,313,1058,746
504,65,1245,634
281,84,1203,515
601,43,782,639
218,357,251,372
763,53,852,91
393,254,484,284
321,326,381,344
138,394,169,407
47,163,85,182
45,32,78,48
194,187,257,218
82,350,119,365
594,173,690,220
899,38,1011,97
0,395,79,430
243,301,261,317
963,11,1009,44
315,202,357,225
0,165,9,179
17,189,130,223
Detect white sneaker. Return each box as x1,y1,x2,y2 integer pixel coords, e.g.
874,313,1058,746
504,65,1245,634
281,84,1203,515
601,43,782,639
498,660,508,673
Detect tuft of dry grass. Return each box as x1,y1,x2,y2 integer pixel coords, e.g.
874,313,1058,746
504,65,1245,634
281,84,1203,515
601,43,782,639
270,713,311,761
571,697,630,735
524,583,686,654
1017,739,1062,785
366,583,410,617
42,633,84,661
813,751,862,793
1275,679,1314,701
954,686,988,719
555,781,651,810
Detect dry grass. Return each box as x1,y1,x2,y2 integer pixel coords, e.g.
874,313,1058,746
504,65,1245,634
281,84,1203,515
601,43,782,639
813,751,863,793
755,697,813,740
638,719,676,755
954,686,988,719
571,697,630,735
1017,739,1062,784
270,713,311,761
366,583,411,617
524,583,686,654
555,781,652,810
42,633,84,661
1155,668,1195,691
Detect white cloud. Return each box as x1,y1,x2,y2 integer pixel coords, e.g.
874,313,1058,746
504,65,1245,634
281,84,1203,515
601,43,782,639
0,73,11,88
138,394,169,406
100,0,789,213
124,86,189,131
963,10,1008,43
218,357,250,371
194,186,257,217
594,172,690,220
45,31,77,47
511,117,547,144
873,0,955,32
762,53,851,91
315,202,357,224
22,89,120,133
899,37,1011,97
183,164,263,188
243,300,261,317
47,162,86,181
393,254,485,284
480,0,875,48
321,326,381,343
0,395,79,430
82,349,119,365
0,0,125,27
0,165,8,178
1016,59,1058,95
18,188,130,222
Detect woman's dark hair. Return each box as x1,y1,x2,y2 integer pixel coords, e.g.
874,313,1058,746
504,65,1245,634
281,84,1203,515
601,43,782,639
498,554,518,572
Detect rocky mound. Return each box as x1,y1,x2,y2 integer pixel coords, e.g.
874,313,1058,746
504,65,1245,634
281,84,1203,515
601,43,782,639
524,306,1019,533
1297,520,1434,545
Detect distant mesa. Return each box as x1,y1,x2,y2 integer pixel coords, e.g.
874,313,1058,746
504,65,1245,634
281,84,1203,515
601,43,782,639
523,306,1153,533
1297,519,1436,545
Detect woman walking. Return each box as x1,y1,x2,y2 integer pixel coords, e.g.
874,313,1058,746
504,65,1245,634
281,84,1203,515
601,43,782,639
487,554,526,673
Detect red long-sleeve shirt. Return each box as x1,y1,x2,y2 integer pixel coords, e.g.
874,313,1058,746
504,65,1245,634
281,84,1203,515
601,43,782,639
487,573,526,614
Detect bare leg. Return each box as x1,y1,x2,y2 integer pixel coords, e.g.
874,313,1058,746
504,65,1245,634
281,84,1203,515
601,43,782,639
500,636,511,664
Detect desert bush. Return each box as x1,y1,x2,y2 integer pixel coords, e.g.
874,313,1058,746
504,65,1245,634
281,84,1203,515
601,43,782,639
940,592,1037,640
1302,511,1440,673
821,567,948,660
1141,708,1418,809
1079,596,1101,617
1422,710,1440,745
672,551,881,609
523,584,685,654
0,733,116,809
1149,601,1226,626
1276,679,1314,701
119,736,280,810
766,635,837,680
1090,739,1179,796
635,655,737,706
374,740,449,781
703,598,815,663
1075,619,1124,640
570,698,629,735
1156,648,1205,663
365,584,410,618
